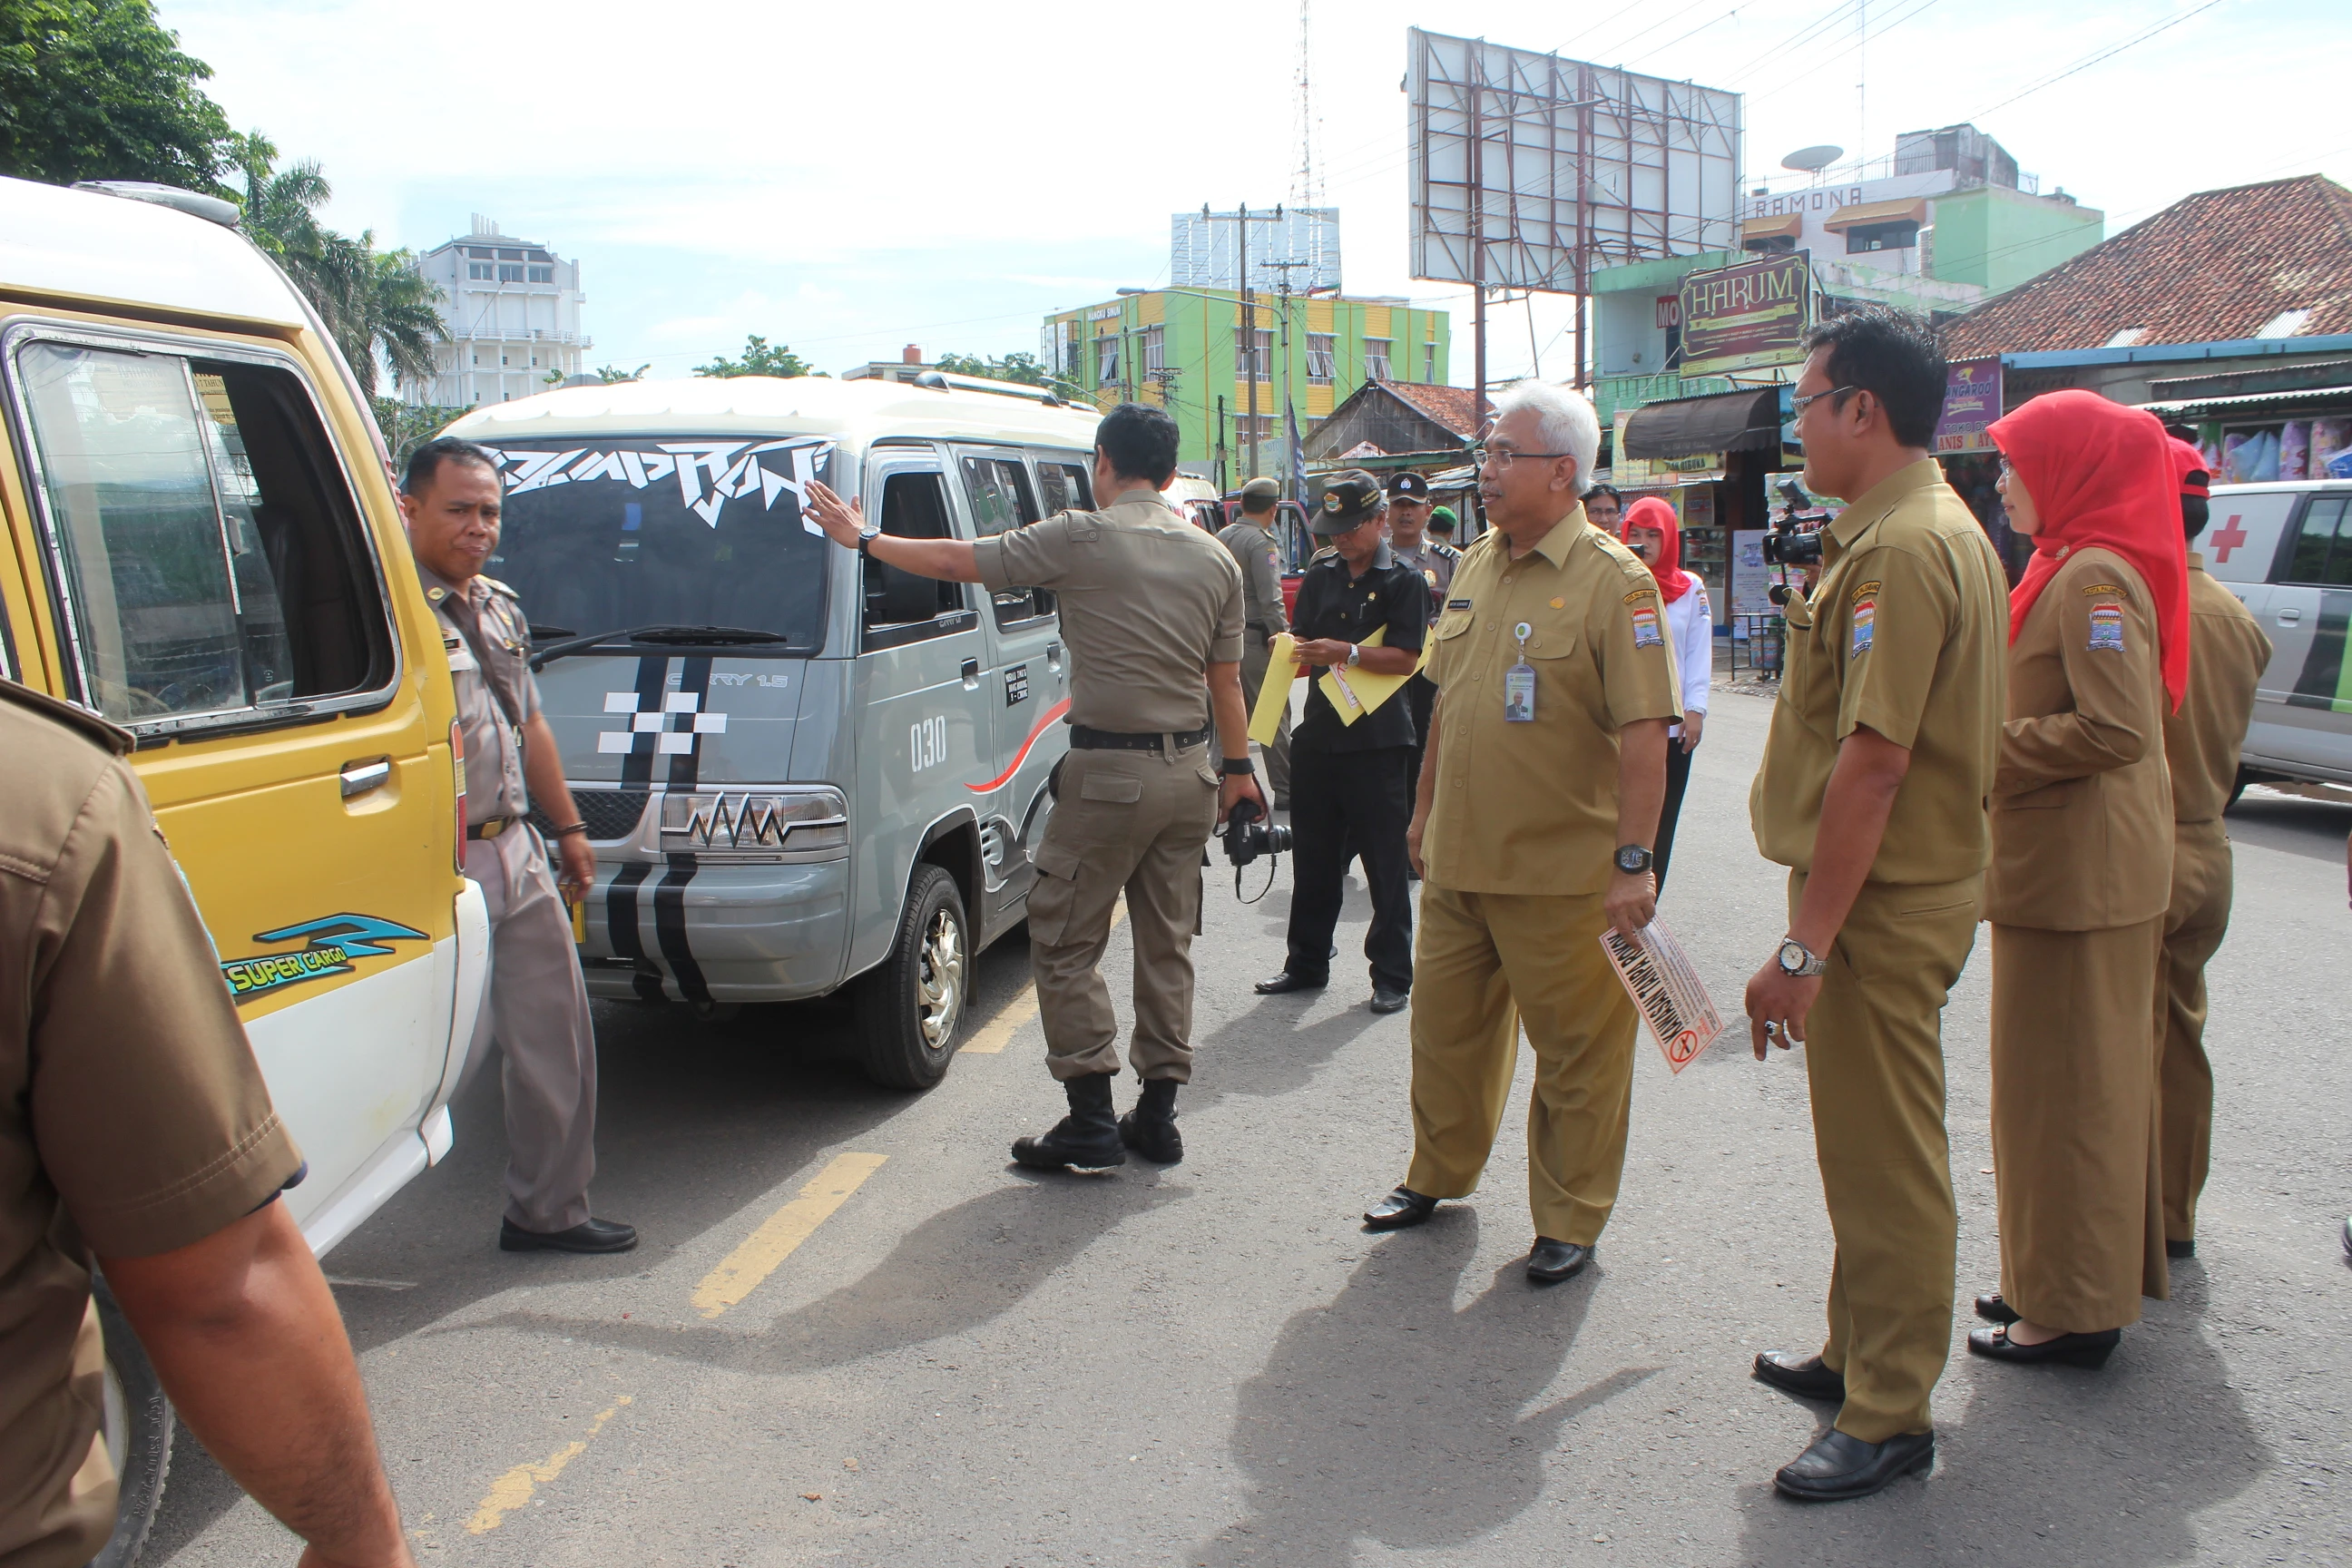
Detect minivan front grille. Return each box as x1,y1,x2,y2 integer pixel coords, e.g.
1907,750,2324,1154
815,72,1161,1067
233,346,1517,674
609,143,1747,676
534,789,649,843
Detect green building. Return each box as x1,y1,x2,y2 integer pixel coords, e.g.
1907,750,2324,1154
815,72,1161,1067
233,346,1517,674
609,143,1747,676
1043,289,1450,482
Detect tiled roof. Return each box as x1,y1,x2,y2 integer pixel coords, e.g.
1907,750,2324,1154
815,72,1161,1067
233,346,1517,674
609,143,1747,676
1379,381,1486,437
1942,175,2352,358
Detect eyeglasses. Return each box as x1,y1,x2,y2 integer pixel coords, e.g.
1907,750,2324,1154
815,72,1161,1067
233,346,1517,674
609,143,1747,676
1790,384,1858,416
1472,445,1573,469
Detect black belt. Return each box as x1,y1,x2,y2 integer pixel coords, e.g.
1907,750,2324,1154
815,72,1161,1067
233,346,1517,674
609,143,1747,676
1069,724,1211,751
466,816,516,839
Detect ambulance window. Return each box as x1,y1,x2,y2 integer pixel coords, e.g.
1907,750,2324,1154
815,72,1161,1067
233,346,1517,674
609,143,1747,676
863,470,973,650
14,339,392,731
960,455,1054,627
2284,498,2349,585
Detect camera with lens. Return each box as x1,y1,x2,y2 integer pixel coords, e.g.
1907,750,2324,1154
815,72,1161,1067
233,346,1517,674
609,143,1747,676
1763,475,1831,577
1222,795,1292,867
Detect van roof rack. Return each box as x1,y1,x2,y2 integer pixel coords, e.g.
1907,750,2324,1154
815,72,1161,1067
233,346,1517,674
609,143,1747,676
73,181,240,229
915,371,1082,410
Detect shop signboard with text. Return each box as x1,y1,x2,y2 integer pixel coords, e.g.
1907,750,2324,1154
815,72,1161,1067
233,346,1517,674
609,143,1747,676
1934,358,2003,453
1678,252,1814,377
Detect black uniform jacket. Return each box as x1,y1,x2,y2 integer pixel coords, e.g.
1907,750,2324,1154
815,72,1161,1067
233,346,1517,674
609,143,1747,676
1291,544,1431,752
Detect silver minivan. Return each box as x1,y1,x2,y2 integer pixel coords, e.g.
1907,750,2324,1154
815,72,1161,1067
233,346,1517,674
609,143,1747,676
2199,479,2352,793
444,375,1096,1087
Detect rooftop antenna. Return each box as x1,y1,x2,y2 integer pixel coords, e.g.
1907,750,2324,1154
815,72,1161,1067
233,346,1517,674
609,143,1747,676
1292,1,1319,205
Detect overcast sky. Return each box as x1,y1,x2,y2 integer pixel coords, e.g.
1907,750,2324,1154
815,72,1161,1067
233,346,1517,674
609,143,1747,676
160,0,2350,387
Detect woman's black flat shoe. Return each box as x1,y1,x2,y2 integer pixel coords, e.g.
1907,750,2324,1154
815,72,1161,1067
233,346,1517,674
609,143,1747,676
1974,1291,2019,1325
1966,1323,2120,1368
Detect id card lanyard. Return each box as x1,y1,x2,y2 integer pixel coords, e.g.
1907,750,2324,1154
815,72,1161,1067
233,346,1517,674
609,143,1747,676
1504,622,1536,721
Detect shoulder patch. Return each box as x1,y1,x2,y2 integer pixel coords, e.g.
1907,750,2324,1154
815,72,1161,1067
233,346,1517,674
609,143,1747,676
1849,579,1882,605
1630,603,1664,648
0,678,133,755
476,573,522,600
1850,593,1877,657
1623,587,1658,605
2079,582,2128,598
2087,603,2126,652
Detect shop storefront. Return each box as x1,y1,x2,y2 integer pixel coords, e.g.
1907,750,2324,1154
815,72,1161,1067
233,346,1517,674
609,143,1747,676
2137,363,2352,484
1933,355,2026,582
1614,385,1790,632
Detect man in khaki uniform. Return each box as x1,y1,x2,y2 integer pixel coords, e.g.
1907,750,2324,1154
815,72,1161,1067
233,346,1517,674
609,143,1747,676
402,438,634,1255
1218,476,1292,806
1369,379,1679,1285
2158,447,2269,1256
1744,310,2006,1502
0,682,415,1568
807,404,1262,1169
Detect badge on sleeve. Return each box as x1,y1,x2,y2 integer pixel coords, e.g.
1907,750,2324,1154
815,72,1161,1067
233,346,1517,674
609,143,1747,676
1624,588,1662,649
2088,603,2126,652
1848,579,1880,658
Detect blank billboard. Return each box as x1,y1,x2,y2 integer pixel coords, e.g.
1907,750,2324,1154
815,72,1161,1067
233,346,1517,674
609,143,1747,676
1407,27,1741,291
1173,207,1342,294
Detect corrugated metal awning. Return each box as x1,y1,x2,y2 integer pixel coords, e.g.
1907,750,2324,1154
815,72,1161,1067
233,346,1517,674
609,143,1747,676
1621,387,1786,459
2139,385,2352,418
1824,198,1927,232
1741,213,1803,241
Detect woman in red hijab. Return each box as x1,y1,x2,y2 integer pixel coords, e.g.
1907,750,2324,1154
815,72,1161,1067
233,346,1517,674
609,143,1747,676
1971,389,2187,1370
1620,497,1711,893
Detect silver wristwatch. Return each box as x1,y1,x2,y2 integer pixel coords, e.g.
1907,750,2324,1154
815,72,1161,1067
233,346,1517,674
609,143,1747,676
855,519,882,553
1777,936,1827,977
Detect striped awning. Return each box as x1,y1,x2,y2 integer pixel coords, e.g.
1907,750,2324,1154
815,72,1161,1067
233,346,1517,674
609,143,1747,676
1741,212,1803,242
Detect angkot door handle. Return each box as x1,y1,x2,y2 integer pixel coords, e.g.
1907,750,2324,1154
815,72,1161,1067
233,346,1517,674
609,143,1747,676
1047,641,1064,671
961,659,981,690
339,757,393,798
2276,607,2302,624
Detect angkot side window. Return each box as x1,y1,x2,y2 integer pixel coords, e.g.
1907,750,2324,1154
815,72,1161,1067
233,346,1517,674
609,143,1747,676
960,455,1054,626
863,469,974,651
10,333,395,733
1036,459,1093,515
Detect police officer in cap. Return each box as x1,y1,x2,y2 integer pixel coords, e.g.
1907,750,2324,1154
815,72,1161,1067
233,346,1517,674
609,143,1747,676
1384,470,1457,792
1255,471,1429,1013
1218,475,1292,807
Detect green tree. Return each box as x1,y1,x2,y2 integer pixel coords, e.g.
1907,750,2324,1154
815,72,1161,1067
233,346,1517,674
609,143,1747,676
594,363,651,383
693,335,814,379
0,0,235,190
373,397,473,475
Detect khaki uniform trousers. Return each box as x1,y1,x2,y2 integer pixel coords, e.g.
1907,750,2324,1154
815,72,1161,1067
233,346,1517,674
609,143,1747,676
1026,743,1220,1083
2159,819,2233,1244
1241,630,1292,801
1405,886,1636,1247
1792,871,1980,1445
1991,918,2169,1331
464,828,600,1232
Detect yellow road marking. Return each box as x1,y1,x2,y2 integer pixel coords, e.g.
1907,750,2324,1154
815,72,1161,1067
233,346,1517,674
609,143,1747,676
466,1395,632,1534
691,1152,888,1318
961,899,1124,1055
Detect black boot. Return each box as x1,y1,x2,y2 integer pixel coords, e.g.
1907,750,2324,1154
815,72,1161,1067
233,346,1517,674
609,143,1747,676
1012,1073,1126,1171
1119,1077,1183,1164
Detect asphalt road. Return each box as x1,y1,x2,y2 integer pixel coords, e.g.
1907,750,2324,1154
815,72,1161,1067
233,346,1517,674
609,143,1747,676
149,688,2351,1566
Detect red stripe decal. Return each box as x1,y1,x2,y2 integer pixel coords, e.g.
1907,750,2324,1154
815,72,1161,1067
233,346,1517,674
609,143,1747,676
965,699,1072,793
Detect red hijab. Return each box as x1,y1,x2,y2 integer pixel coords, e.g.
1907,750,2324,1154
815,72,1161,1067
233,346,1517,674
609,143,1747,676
1622,495,1693,603
1990,389,2190,711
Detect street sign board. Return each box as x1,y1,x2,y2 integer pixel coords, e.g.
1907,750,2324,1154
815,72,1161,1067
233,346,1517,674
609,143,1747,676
1406,27,1742,292
1935,357,2004,453
1173,208,1341,294
1678,252,1814,377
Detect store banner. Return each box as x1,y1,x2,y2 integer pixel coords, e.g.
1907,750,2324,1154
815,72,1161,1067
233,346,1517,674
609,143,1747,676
1612,410,1722,484
1678,252,1814,377
1934,358,2003,453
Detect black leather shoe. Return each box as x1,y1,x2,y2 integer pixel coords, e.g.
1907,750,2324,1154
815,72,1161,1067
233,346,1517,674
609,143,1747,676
1966,1323,2121,1367
1118,1077,1182,1165
500,1217,638,1254
1974,1290,2019,1325
1013,1073,1126,1171
2166,1237,2195,1259
1773,1428,1934,1502
1256,970,1327,995
1369,985,1409,1014
1363,1186,1438,1230
1525,1238,1592,1282
1752,1349,1846,1403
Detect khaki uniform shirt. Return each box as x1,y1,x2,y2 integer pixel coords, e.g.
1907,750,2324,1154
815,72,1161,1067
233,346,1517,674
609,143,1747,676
421,566,541,823
1985,546,2173,930
0,683,300,1568
1392,538,1459,611
977,490,1245,734
2165,554,2272,824
1421,509,1682,895
1215,516,1289,638
1752,459,2008,885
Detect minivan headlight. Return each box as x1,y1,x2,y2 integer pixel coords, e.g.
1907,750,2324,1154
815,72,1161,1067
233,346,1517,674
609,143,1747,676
659,788,848,859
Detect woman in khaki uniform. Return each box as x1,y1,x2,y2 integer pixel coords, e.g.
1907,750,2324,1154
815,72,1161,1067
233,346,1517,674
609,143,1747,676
1973,390,2190,1368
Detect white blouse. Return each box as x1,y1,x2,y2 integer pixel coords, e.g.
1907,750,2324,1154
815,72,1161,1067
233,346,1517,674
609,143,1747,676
1662,581,1711,738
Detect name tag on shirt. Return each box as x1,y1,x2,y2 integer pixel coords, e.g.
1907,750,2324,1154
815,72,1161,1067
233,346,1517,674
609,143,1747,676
443,632,478,673
1504,661,1535,720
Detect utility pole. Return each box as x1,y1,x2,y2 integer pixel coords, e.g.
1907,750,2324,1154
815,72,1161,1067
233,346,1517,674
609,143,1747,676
1200,203,1285,477
1261,258,1317,503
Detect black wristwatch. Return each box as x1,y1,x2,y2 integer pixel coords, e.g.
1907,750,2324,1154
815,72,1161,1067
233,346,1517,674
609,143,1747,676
1613,844,1654,876
855,520,882,554
1219,757,1258,777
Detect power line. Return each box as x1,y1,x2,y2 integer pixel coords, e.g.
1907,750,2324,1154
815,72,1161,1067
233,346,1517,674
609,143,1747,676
1964,0,2225,121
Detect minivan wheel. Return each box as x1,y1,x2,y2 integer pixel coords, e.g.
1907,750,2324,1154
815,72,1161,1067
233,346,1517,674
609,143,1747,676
854,865,968,1090
93,1272,172,1568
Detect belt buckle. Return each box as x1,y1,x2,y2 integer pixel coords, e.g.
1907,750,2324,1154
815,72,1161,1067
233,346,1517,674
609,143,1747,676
479,818,505,838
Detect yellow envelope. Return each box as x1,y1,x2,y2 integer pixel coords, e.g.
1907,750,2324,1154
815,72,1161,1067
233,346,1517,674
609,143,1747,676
1317,627,1432,725
1248,633,1299,746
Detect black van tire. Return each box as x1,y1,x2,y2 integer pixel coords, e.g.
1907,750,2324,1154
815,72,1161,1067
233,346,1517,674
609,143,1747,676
2228,764,2253,810
854,865,969,1090
93,1272,173,1568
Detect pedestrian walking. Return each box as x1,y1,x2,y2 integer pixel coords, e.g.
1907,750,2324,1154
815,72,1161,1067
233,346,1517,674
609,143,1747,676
1384,470,1459,797
1744,308,2007,1501
1219,476,1293,808
1620,496,1712,895
1253,471,1428,1014
402,439,634,1255
806,404,1261,1170
1970,389,2188,1371
1582,483,1624,536
1363,380,1679,1286
0,681,416,1568
2156,438,2269,1259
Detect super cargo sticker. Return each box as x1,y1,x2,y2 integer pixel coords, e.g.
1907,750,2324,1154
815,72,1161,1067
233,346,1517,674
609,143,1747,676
220,914,429,1004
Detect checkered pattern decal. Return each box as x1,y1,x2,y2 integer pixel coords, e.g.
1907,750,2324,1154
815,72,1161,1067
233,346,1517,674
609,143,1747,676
597,691,729,754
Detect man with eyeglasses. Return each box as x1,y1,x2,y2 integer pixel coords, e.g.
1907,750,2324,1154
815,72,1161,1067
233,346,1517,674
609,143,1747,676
1743,307,2006,1501
1363,380,1680,1288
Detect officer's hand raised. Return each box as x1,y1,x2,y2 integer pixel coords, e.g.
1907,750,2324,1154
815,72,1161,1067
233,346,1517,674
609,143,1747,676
804,480,864,548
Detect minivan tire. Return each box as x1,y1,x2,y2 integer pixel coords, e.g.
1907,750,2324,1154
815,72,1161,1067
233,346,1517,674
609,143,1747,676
93,1272,172,1568
855,865,969,1090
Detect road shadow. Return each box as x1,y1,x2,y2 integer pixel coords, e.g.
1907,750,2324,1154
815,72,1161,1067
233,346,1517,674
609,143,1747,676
1731,1262,2266,1566
2220,792,2352,865
1195,1213,1658,1566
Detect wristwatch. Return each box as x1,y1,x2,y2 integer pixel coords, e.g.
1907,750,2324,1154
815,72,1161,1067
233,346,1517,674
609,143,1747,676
855,519,882,553
1346,642,1362,667
1613,844,1653,876
1219,757,1257,777
1777,936,1828,977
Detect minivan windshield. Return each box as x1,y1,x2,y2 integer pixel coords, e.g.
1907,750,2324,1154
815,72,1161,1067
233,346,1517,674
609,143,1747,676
479,436,837,652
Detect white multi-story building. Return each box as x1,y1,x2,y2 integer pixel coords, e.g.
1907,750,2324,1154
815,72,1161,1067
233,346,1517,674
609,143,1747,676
407,215,589,407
